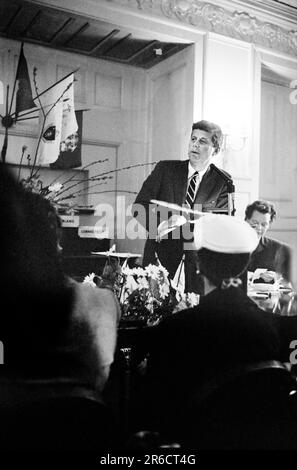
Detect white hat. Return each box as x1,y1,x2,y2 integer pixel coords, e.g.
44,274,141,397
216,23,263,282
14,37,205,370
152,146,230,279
193,214,258,254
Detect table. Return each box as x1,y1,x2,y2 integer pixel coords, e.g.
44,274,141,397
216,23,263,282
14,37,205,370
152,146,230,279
248,286,296,315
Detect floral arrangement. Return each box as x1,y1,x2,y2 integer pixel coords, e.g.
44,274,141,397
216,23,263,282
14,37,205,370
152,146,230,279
83,262,200,326
119,264,175,326
173,290,200,313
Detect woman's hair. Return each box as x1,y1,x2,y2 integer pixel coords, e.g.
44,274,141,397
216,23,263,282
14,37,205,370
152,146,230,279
245,200,276,223
192,120,223,155
197,248,250,287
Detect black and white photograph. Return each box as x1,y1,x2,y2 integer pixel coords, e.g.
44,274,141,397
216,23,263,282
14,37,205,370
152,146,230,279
0,0,297,459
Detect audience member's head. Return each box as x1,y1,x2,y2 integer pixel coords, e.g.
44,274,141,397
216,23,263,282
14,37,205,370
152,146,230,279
245,200,276,239
17,189,65,291
193,214,258,290
0,163,23,286
0,164,72,361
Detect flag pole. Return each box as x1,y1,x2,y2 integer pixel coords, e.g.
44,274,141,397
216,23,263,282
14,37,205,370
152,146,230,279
14,97,70,122
1,127,8,163
9,42,23,116
1,85,10,162
15,107,40,120
32,68,79,102
5,85,9,118
17,116,39,122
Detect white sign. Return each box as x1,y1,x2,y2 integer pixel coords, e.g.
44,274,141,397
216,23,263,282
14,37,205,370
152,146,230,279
78,226,109,239
60,215,79,227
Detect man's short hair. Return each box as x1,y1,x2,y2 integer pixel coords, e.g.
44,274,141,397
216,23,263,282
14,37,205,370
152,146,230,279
245,200,276,223
192,120,223,155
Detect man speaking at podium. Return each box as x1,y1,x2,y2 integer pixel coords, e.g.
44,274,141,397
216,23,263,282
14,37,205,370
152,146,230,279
133,120,234,294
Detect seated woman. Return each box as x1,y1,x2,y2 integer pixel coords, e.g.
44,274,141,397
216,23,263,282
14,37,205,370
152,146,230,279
245,200,291,282
132,214,282,437
0,163,120,397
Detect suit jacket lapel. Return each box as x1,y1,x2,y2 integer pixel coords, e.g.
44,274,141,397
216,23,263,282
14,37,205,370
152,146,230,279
195,165,213,203
174,160,189,205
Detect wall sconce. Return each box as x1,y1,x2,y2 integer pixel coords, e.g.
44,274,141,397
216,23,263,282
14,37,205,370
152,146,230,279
222,133,248,152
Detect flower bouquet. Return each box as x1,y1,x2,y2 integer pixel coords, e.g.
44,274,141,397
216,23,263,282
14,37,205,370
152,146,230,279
83,262,200,327
119,264,177,326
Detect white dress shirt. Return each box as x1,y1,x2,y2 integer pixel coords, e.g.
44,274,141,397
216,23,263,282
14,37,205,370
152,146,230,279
187,162,208,201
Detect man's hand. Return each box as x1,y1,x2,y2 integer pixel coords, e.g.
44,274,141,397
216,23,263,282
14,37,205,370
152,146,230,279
258,270,276,283
156,214,187,242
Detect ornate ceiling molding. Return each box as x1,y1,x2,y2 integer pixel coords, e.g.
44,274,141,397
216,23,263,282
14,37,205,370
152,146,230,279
122,0,297,56
30,0,297,56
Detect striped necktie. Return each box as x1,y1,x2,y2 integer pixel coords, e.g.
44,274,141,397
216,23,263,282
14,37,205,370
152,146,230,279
185,171,199,208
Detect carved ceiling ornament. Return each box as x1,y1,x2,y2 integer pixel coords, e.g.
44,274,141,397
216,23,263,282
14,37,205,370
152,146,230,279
119,0,297,56
161,0,297,55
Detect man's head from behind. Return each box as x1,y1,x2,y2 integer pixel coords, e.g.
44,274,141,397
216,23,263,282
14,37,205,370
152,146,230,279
188,120,223,171
245,200,276,239
1,172,65,294
0,165,72,359
193,214,258,290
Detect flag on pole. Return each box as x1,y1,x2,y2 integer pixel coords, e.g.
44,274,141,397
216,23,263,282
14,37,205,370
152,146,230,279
60,74,78,142
15,44,36,119
50,110,83,169
36,101,63,165
172,255,185,294
0,80,3,105
36,73,77,165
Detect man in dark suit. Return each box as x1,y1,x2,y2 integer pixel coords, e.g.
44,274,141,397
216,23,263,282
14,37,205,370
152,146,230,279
133,120,234,293
245,200,291,282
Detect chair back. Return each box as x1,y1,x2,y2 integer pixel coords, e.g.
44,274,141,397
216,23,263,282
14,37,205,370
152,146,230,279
192,360,295,410
180,360,297,449
0,385,116,450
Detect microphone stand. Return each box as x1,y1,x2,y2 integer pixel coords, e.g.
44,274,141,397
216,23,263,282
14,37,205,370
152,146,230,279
210,164,236,216
227,180,236,217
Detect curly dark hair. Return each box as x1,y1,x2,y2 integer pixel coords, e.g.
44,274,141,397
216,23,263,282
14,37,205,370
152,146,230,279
245,200,276,223
192,120,223,155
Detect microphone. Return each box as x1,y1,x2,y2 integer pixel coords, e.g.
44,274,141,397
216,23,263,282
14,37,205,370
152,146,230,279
210,163,234,189
210,164,236,216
